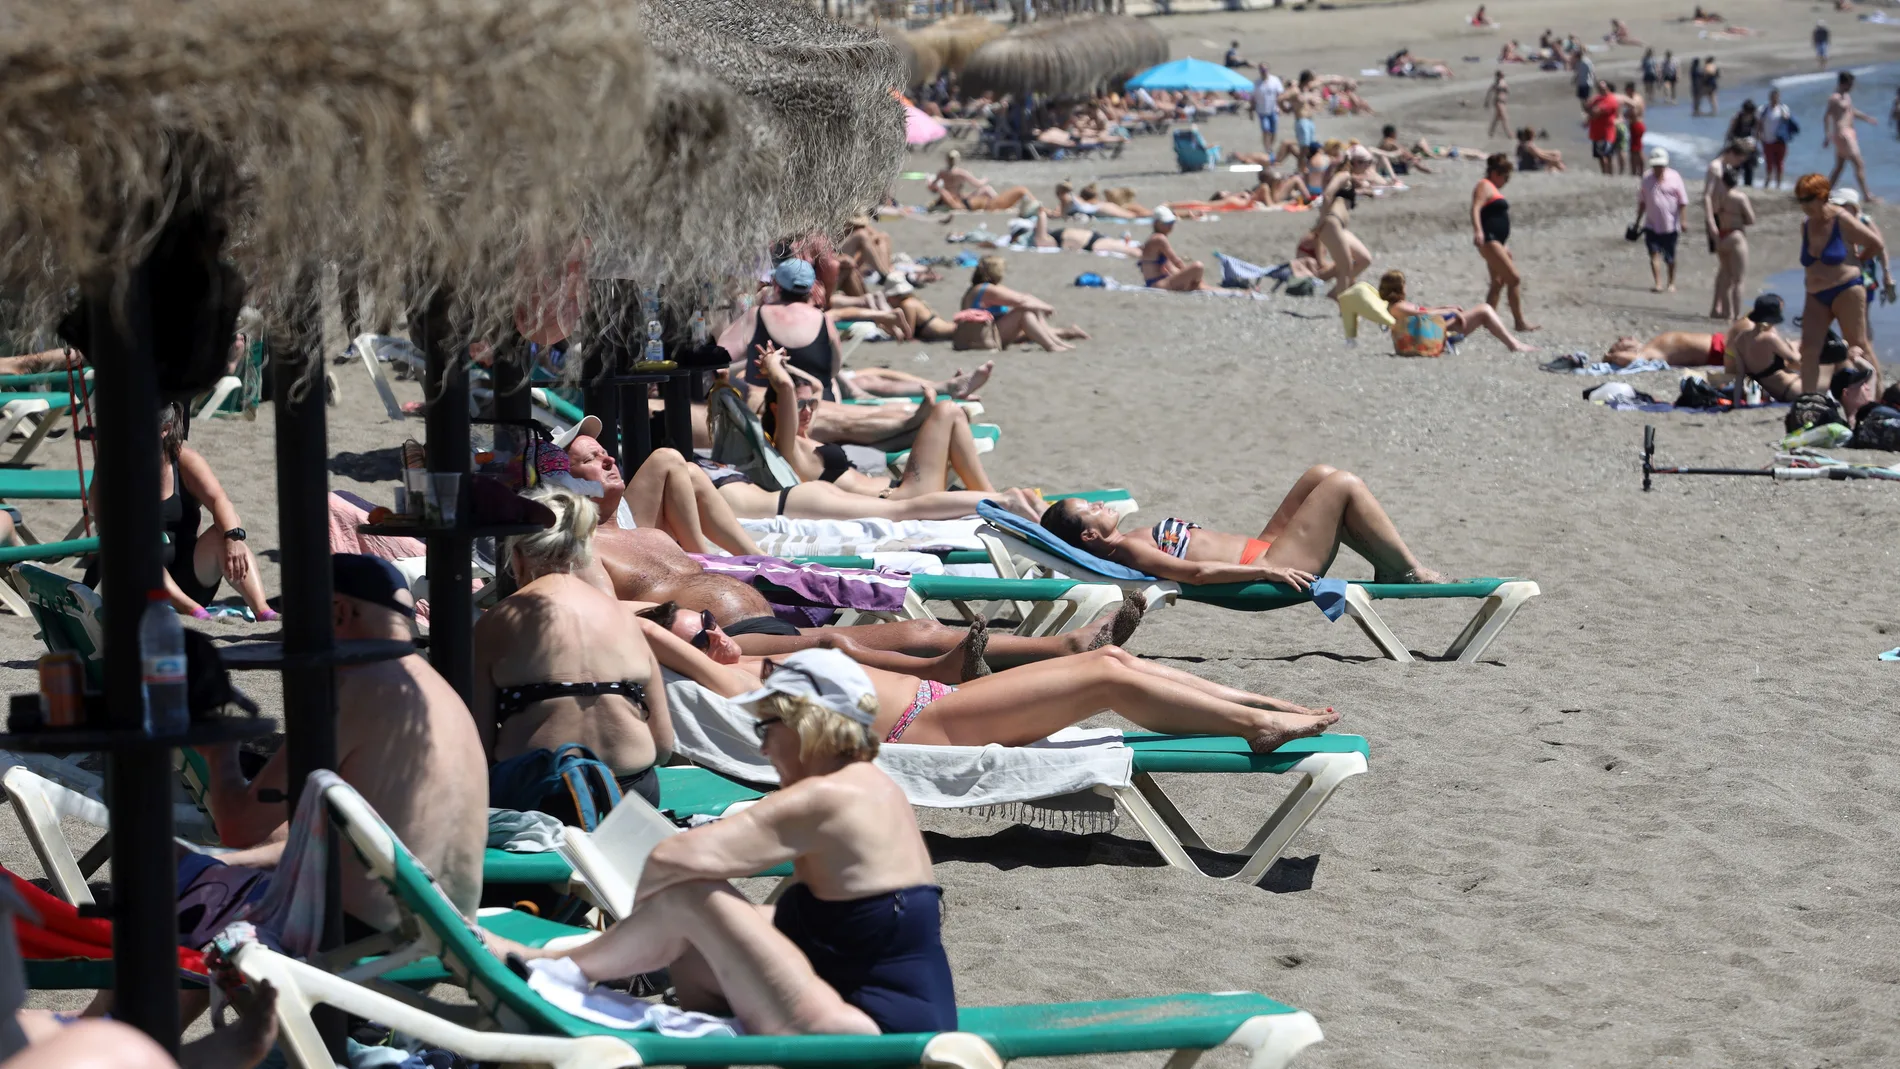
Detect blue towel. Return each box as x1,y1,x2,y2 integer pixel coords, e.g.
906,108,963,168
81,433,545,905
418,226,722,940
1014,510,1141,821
979,502,1351,618
1310,578,1349,622
1880,648,1900,662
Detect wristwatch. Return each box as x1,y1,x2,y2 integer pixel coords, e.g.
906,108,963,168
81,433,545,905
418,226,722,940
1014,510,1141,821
224,527,247,542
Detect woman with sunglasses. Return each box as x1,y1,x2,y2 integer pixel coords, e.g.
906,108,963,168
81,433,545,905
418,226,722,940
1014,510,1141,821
641,603,1338,755
476,487,674,825
699,346,1044,521
513,649,955,1037
1793,173,1885,396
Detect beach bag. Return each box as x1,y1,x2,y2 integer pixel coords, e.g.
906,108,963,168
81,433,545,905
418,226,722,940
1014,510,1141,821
1849,406,1900,451
951,308,1001,351
1786,392,1844,433
1394,314,1448,358
1675,376,1730,410
707,380,800,491
488,743,623,832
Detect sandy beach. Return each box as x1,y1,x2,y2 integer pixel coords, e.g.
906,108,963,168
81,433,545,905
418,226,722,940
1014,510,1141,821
7,0,1900,1064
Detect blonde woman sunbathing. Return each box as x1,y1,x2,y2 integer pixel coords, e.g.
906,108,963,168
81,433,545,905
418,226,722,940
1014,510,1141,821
641,612,1337,754
1041,464,1448,588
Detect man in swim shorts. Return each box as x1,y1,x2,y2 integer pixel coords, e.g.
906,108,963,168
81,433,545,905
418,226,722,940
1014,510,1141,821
1635,147,1688,292
1280,70,1323,151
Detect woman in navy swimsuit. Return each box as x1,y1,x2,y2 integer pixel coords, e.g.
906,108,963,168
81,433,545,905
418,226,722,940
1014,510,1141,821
1793,173,1885,395
519,650,958,1036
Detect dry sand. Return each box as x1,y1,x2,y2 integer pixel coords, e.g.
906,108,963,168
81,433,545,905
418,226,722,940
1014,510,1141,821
7,0,1900,1064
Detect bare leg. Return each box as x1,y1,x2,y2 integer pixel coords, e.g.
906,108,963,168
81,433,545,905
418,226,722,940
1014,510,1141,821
683,463,764,556
1454,303,1536,351
907,647,1337,752
944,361,993,399
737,610,1143,674
1016,311,1074,352
192,529,274,617
807,400,927,445
1259,469,1444,583
544,881,877,1036
1729,234,1749,318
1318,220,1359,300
889,401,993,495
780,480,1023,521
1482,243,1538,330
628,449,717,553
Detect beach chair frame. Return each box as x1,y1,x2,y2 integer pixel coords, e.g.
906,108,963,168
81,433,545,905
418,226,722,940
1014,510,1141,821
225,780,1323,1069
974,526,1542,663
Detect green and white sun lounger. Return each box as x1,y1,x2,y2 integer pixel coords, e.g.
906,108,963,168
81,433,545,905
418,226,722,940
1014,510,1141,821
224,779,1324,1069
974,505,1541,663
778,572,1128,638
0,538,98,616
0,469,93,543
0,391,80,465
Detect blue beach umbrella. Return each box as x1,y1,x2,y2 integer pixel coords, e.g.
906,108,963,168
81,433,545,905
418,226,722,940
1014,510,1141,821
1125,57,1255,93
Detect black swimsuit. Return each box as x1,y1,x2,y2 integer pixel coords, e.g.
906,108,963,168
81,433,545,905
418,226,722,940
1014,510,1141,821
490,681,661,812
746,314,836,401
814,442,854,483
161,458,219,605
1479,181,1511,244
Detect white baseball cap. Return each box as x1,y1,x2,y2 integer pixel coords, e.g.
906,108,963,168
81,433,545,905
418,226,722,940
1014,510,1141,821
1153,205,1178,225
732,648,879,728
1645,147,1670,167
553,414,602,450
1828,187,1861,208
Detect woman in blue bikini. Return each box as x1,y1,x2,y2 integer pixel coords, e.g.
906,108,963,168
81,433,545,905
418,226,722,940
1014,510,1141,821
1793,173,1885,395
1138,206,1215,291
960,255,1089,352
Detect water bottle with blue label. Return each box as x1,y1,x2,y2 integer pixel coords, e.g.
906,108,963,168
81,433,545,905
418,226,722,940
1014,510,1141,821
140,590,189,735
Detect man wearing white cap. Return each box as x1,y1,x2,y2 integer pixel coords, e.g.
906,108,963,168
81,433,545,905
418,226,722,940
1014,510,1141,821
1828,187,1895,307
1138,206,1212,291
515,649,957,1038
1635,147,1688,292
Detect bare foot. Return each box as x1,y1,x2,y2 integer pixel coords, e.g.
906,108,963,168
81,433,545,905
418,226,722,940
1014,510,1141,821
958,618,991,681
1665,284,1677,293
1509,341,1540,354
1060,324,1092,341
181,979,277,1069
1249,707,1340,753
1514,323,1543,333
1063,593,1147,654
947,360,994,399
994,489,1041,520
1375,566,1450,584
1651,284,1665,293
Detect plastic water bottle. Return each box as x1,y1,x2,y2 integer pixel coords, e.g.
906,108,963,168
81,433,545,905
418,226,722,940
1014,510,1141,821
140,590,189,736
644,318,665,364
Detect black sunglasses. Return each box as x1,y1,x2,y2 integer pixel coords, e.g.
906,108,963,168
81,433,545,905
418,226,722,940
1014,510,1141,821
752,715,783,741
690,609,718,650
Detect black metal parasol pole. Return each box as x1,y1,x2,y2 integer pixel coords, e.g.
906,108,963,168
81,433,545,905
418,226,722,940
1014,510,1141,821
271,271,345,1057
492,340,531,600
89,262,181,1054
418,292,474,703
582,289,622,468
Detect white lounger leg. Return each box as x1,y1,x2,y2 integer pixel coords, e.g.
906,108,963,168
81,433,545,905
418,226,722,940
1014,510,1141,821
1232,1011,1325,1069
1106,752,1368,884
229,940,638,1069
1341,585,1413,662
6,400,68,465
194,376,243,420
920,1033,1005,1069
1442,581,1542,662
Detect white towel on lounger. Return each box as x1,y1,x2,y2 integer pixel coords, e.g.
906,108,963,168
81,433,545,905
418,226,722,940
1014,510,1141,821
738,516,987,557
662,673,1133,807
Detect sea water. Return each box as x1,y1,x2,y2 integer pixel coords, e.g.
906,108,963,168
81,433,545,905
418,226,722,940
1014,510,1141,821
1642,60,1900,361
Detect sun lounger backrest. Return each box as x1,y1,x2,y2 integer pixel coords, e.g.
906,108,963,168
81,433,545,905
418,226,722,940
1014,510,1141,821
975,502,1153,581
11,565,105,689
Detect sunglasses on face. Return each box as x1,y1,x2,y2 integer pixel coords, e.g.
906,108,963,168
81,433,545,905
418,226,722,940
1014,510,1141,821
752,716,783,741
797,398,818,412
690,609,718,650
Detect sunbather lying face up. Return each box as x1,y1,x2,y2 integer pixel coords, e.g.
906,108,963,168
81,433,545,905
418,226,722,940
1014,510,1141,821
1040,464,1448,588
515,650,956,1038
640,608,1335,755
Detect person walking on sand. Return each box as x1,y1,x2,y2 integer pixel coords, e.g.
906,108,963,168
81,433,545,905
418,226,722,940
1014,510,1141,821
1641,48,1659,98
1709,167,1756,320
1252,63,1284,156
1280,70,1324,154
1585,80,1623,175
1813,20,1831,69
1824,72,1877,200
1762,88,1794,189
1636,147,1689,293
1472,154,1539,332
1484,71,1511,140
1624,81,1648,176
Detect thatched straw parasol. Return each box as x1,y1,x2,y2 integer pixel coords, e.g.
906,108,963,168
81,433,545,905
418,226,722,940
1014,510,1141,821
634,0,907,256
0,0,655,341
959,16,1167,101
910,15,1007,75
888,29,945,91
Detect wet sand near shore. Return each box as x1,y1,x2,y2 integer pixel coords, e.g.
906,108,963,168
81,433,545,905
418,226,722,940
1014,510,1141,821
7,0,1899,1063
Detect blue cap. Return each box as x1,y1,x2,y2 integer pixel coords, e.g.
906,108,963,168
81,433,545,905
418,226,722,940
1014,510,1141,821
773,258,816,295
333,553,416,618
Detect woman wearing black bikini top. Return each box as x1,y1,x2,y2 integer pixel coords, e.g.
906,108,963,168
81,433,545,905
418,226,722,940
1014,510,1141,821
476,486,674,824
1724,294,1802,403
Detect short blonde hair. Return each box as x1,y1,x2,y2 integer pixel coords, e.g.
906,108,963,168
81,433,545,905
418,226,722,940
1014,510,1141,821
504,486,597,577
756,691,879,763
971,255,1007,285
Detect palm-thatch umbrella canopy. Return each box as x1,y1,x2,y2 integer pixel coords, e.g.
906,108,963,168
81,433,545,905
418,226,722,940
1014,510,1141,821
887,29,944,91
0,0,655,342
634,0,905,256
910,15,1007,75
959,16,1167,101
